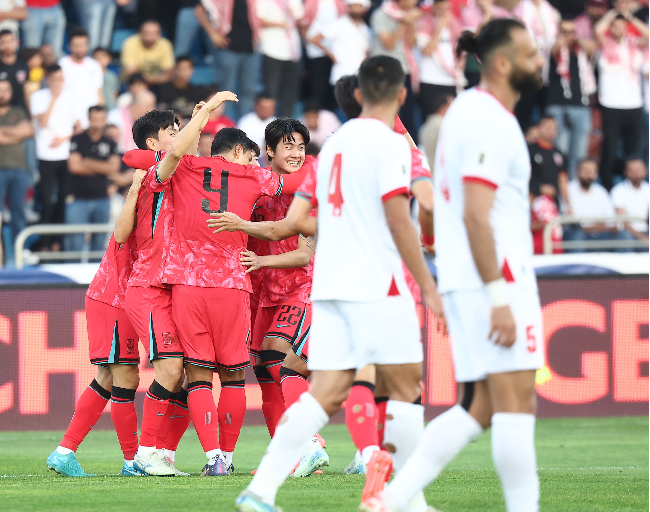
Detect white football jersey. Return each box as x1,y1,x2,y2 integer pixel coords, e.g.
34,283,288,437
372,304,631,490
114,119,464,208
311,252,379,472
311,118,412,302
434,87,537,293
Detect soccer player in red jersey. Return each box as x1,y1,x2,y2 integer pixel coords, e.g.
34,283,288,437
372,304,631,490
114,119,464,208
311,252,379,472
150,91,307,476
47,170,145,477
122,110,190,477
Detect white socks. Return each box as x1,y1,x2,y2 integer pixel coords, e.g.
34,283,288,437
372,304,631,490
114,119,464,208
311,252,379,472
383,401,427,512
248,392,329,506
385,405,483,511
56,446,73,455
361,446,380,466
137,445,157,457
206,448,222,461
222,451,234,467
492,413,539,512
164,449,175,463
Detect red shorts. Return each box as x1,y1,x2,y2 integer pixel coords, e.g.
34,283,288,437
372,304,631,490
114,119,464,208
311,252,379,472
124,285,183,362
86,296,139,367
172,285,251,371
250,301,311,359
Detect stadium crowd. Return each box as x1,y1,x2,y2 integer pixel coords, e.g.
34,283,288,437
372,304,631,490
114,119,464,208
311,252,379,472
0,0,647,265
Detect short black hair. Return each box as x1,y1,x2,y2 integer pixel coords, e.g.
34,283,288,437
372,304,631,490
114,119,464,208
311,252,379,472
132,110,180,150
357,56,405,106
92,47,111,56
577,156,598,171
88,105,107,115
303,98,321,113
176,55,194,66
250,140,260,157
211,127,257,156
334,75,362,119
19,48,40,61
264,118,311,157
0,29,14,39
255,91,275,103
128,73,146,86
457,18,527,65
431,93,453,115
539,114,556,124
45,63,62,75
69,28,89,42
614,13,627,21
140,19,161,30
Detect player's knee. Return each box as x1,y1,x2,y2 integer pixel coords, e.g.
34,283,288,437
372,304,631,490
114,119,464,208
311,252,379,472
184,363,212,384
155,358,183,387
95,366,113,390
218,368,245,382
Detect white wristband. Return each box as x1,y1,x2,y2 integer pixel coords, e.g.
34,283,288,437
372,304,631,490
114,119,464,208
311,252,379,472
485,278,508,308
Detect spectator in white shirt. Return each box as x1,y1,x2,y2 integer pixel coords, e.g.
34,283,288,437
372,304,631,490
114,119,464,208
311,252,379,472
238,92,276,166
308,0,371,94
300,98,341,148
30,63,82,251
300,0,346,110
595,8,649,190
58,28,104,129
416,0,461,120
610,158,649,251
564,158,620,252
257,0,304,117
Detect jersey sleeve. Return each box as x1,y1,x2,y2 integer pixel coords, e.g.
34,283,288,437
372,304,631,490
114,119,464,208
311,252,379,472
256,166,283,197
393,115,408,135
295,164,318,207
410,148,432,188
379,136,411,202
459,125,509,190
123,149,160,171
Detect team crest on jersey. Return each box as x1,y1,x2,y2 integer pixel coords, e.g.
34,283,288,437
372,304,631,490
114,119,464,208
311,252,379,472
553,152,563,166
162,332,176,348
534,154,543,164
126,338,136,354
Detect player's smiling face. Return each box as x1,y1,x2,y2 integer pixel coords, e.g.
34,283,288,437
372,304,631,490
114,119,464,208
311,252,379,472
269,133,306,174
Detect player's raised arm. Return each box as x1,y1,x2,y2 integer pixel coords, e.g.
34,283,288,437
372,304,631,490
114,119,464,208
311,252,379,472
239,234,315,273
156,91,238,182
410,149,435,253
285,195,317,237
114,169,146,244
207,212,299,241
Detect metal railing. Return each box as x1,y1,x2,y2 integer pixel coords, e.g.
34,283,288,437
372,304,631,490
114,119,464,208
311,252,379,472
14,224,114,269
542,215,649,254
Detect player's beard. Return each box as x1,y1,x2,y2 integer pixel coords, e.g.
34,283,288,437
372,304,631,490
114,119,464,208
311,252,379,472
509,66,544,93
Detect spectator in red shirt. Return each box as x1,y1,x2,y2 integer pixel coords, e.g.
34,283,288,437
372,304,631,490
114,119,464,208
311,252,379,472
21,0,66,57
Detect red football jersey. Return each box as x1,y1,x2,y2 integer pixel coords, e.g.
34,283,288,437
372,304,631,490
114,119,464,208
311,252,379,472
163,155,288,290
86,232,137,309
128,154,173,288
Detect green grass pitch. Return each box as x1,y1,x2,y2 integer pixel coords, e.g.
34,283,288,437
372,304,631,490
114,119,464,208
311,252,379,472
0,416,647,511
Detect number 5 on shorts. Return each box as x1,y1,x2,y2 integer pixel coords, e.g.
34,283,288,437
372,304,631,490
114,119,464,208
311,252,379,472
526,325,536,353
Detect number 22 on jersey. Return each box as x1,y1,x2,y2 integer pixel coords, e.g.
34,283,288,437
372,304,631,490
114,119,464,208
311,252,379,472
328,153,343,217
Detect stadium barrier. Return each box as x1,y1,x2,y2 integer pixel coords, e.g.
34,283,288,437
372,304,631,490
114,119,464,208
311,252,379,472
542,215,649,254
14,224,115,269
0,261,646,430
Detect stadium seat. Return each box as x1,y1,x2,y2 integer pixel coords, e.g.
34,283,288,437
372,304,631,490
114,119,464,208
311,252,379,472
190,66,216,87
110,29,137,54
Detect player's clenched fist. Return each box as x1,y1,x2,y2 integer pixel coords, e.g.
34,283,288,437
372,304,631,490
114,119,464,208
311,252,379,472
207,212,243,233
489,305,517,347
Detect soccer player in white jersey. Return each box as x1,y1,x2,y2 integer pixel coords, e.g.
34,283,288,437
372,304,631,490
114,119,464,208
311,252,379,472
235,55,445,512
365,18,546,512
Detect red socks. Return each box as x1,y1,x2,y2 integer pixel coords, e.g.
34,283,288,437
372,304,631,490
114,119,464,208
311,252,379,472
254,365,285,437
140,380,172,448
261,350,285,386
165,388,191,452
110,386,138,460
187,381,220,452
376,396,389,447
280,367,309,408
60,379,110,451
218,380,246,452
345,381,379,452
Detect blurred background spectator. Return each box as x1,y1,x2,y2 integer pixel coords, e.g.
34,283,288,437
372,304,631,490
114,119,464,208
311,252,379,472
0,0,27,38
419,91,452,167
22,0,65,57
528,115,569,206
65,105,119,256
0,29,28,110
238,91,276,165
108,89,156,152
202,99,236,135
72,0,117,51
0,78,32,248
198,130,213,157
175,0,202,58
300,98,340,148
121,19,175,87
93,47,118,110
610,157,649,249
59,28,104,128
258,0,303,117
31,63,80,251
156,56,207,118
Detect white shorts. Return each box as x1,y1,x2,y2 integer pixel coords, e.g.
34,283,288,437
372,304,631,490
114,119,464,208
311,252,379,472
443,284,544,382
308,296,422,371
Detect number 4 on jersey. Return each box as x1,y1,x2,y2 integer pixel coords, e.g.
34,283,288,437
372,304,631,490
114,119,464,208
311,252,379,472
328,153,343,217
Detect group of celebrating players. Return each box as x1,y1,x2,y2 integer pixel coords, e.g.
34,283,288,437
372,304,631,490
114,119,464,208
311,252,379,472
47,16,546,512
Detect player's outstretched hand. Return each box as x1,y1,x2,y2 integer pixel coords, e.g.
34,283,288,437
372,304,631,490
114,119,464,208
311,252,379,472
207,212,243,233
489,305,517,347
240,249,262,273
422,287,446,334
192,101,206,118
205,90,238,112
